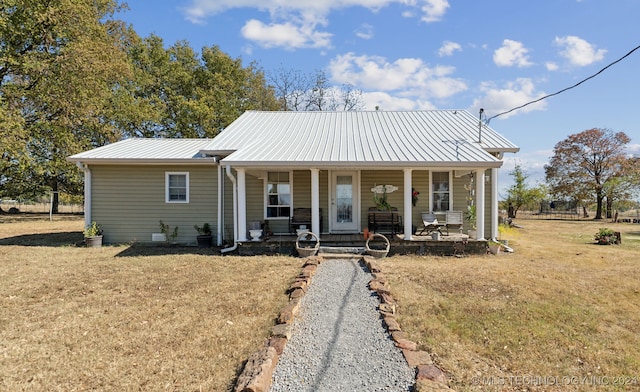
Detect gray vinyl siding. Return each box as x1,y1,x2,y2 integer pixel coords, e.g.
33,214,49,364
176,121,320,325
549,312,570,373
410,170,430,229
361,170,403,231
452,169,492,236
90,165,217,244
222,171,234,243
245,174,264,235
452,174,469,231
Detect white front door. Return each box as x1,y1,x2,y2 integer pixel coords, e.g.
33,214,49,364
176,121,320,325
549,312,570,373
331,171,360,232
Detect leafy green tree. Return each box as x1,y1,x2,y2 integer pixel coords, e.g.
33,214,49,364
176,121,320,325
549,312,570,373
1,0,131,211
115,35,279,138
505,164,546,218
545,128,631,220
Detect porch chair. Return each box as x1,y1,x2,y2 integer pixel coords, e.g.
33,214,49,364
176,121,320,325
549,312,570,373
418,212,443,235
445,210,464,235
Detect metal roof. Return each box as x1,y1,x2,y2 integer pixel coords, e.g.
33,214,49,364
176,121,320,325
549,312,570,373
67,138,215,164
201,110,519,168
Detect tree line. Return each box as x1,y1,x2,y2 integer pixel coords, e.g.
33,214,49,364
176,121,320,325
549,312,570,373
0,0,362,212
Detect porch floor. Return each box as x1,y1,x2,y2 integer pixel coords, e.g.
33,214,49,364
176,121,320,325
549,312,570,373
237,231,486,256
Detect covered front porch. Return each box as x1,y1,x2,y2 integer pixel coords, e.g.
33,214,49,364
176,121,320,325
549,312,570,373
230,165,501,244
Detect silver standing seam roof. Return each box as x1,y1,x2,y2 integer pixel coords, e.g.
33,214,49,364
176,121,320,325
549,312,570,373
67,110,519,167
67,138,216,164
201,110,519,168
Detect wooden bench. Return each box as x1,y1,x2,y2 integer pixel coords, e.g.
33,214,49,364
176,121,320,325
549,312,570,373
289,208,323,233
368,210,402,234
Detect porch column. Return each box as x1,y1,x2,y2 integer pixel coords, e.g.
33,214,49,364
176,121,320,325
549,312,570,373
310,168,320,235
475,169,486,240
237,168,247,242
491,167,499,240
403,168,413,240
76,163,92,228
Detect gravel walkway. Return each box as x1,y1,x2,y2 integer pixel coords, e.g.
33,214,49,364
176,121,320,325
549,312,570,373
270,259,415,392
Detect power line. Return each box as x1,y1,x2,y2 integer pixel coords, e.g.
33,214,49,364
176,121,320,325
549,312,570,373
485,44,640,124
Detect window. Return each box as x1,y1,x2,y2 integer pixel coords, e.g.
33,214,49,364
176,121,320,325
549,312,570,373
266,172,291,218
166,172,189,203
432,172,449,212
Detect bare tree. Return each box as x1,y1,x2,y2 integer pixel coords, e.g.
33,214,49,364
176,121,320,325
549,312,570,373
267,67,310,111
545,128,631,220
268,68,363,111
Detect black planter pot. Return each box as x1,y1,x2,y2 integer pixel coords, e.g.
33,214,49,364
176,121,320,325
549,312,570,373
196,235,213,248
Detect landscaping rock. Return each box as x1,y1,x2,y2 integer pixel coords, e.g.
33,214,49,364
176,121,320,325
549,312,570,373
414,379,452,392
271,323,293,339
416,364,447,384
277,299,301,324
289,288,304,300
394,338,417,351
379,302,396,315
402,350,433,367
267,337,288,355
378,291,396,305
234,346,279,392
391,330,409,342
383,316,401,331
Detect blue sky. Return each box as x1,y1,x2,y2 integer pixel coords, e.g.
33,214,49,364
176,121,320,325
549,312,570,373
119,0,639,194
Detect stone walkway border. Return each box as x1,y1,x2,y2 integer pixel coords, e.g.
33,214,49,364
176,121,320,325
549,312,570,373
233,255,454,392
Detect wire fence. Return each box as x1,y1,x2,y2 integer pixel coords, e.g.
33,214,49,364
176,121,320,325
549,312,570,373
514,209,640,223
0,200,83,214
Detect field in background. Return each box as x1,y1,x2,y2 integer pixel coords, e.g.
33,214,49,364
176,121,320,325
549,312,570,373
385,219,640,391
0,201,83,215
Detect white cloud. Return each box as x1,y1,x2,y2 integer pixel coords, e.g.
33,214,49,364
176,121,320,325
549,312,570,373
627,143,640,156
545,62,559,71
361,92,436,111
470,78,547,119
419,0,450,22
438,40,462,57
328,52,467,99
183,0,450,25
182,0,450,49
554,36,607,66
355,23,374,39
241,18,332,49
493,39,533,68
501,152,550,192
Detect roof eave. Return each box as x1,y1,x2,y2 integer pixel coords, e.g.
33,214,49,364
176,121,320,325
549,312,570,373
66,158,218,165
220,160,504,169
485,147,520,153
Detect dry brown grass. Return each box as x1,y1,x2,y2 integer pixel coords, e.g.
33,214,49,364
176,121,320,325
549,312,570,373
0,215,301,391
384,219,640,391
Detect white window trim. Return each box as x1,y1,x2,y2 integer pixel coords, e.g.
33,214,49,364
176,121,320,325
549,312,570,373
264,170,293,220
429,171,453,212
165,172,190,204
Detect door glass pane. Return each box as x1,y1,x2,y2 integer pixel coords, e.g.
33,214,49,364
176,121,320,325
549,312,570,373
336,175,353,223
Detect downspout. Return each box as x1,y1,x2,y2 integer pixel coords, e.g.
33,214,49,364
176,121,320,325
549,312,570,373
76,162,91,228
221,165,238,253
217,162,223,246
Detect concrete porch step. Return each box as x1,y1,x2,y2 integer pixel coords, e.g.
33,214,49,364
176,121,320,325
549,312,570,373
318,246,366,256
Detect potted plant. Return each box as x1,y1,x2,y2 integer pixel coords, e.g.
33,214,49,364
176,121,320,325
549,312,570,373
159,220,179,245
487,239,502,254
594,228,618,245
84,221,103,248
465,204,477,239
194,223,213,248
373,190,391,211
